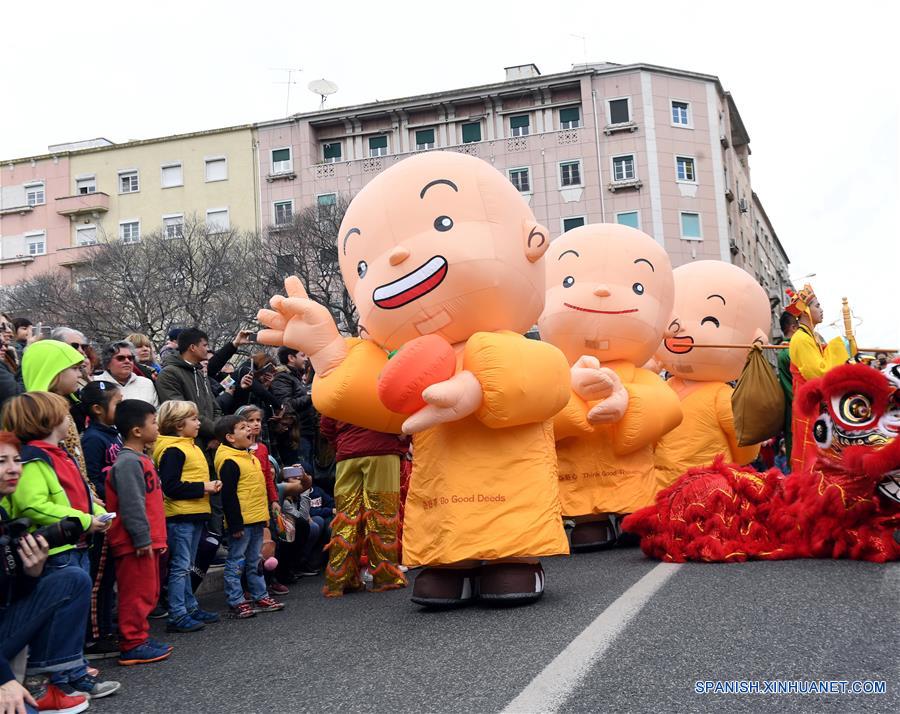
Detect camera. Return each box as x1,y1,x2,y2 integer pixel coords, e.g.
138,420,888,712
0,517,85,576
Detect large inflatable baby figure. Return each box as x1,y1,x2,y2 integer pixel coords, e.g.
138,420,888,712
538,224,682,550
258,152,571,607
653,260,771,490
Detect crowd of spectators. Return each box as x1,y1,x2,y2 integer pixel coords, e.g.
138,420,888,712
0,317,354,714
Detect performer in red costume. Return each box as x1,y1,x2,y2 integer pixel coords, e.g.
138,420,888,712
623,362,900,563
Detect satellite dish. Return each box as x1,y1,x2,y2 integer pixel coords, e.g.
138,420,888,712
308,79,338,109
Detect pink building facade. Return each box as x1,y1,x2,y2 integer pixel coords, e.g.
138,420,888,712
256,62,790,315
0,154,92,284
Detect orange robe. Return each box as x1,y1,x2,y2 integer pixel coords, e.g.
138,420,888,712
312,332,571,566
653,379,760,492
553,361,682,517
788,326,848,473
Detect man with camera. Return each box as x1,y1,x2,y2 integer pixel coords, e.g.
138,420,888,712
1,432,93,714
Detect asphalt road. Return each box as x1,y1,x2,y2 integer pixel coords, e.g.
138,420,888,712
92,549,898,713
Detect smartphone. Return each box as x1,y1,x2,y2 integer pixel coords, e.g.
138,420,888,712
247,331,258,343
98,512,117,523
220,375,235,389
283,465,305,480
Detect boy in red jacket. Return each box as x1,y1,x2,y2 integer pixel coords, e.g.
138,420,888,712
107,400,172,666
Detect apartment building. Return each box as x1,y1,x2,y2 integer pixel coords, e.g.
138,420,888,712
2,61,790,311
0,126,258,285
256,61,790,305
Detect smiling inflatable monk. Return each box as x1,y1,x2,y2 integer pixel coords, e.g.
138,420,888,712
652,261,772,491
538,224,682,550
258,152,570,607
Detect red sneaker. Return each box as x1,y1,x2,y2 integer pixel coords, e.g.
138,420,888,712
230,601,256,619
253,596,285,612
32,682,89,713
269,581,289,596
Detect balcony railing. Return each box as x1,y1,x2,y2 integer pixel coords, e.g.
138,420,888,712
55,192,110,217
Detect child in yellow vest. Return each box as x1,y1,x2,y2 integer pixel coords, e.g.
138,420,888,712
214,415,285,619
154,401,222,633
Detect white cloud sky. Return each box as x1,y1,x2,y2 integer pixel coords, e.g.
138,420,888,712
2,0,897,347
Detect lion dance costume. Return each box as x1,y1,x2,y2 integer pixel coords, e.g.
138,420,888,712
623,363,900,563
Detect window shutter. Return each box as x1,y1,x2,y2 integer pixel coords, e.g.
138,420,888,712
681,213,701,238
560,107,580,124
509,115,530,129
368,136,388,150
415,129,435,145
272,148,290,163
616,212,640,229
609,99,630,124
461,122,481,143
323,142,342,160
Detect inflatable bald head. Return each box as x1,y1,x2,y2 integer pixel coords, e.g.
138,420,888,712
658,260,771,382
337,152,550,351
539,223,674,366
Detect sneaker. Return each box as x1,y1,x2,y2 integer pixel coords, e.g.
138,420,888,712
291,565,320,577
361,568,373,584
188,608,221,624
165,614,205,633
148,638,174,652
252,596,285,613
64,673,121,699
230,601,256,619
148,603,168,619
85,667,99,678
27,680,89,714
118,640,173,666
268,581,289,596
84,636,120,660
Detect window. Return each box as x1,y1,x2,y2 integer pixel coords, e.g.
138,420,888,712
25,232,46,255
274,200,293,226
25,182,45,206
322,142,342,163
461,122,481,143
206,208,229,232
118,171,139,193
680,212,702,240
415,129,435,151
676,156,696,182
271,147,292,174
368,135,388,158
75,226,97,246
317,193,336,219
671,101,690,126
205,158,227,182
559,107,581,129
163,214,184,239
616,211,640,229
559,160,582,187
76,176,96,194
119,221,140,243
508,167,531,193
608,98,630,124
562,217,585,233
612,154,636,182
161,163,183,188
509,114,530,137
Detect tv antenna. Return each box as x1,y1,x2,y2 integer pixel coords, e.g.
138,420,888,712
308,78,339,110
570,33,588,64
271,67,303,116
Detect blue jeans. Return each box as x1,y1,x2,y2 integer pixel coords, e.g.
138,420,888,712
224,524,267,606
42,548,91,683
0,565,91,680
301,516,324,564
166,520,203,619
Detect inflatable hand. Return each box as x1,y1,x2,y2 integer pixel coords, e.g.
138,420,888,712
586,369,629,424
401,370,483,435
571,355,615,401
257,276,347,376
378,335,457,414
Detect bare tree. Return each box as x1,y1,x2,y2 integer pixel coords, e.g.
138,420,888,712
257,195,358,334
0,201,359,347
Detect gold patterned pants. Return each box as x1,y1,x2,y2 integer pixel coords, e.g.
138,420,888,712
323,454,408,597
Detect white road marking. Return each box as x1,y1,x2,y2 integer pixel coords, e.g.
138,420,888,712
502,562,683,714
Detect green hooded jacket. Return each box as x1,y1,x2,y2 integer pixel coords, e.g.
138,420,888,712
21,340,84,392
